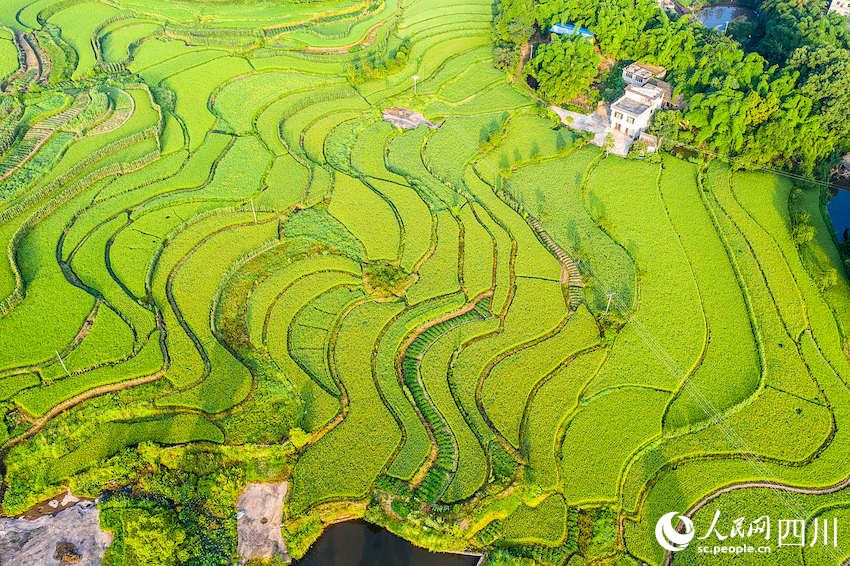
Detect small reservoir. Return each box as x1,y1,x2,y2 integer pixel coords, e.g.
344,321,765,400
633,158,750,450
295,521,479,566
696,4,755,30
828,189,850,244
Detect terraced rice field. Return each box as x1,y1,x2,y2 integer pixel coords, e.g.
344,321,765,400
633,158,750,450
0,0,849,564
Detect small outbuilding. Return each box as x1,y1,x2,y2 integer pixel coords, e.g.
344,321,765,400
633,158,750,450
623,62,681,108
550,23,595,41
382,107,439,130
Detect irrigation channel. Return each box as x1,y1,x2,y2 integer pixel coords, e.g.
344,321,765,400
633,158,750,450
295,521,479,566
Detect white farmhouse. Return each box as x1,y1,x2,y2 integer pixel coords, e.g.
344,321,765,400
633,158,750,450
622,63,656,86
829,0,850,17
610,84,664,139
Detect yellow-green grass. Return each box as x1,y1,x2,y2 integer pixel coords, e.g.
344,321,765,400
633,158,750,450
328,173,399,261
501,493,567,546
129,132,231,218
385,125,457,208
654,157,760,432
621,326,845,563
193,135,271,201
482,305,599,449
560,387,669,504
378,293,465,480
798,189,850,369
249,253,361,347
110,201,221,302
348,121,406,184
15,335,163,417
463,167,562,281
280,94,369,159
458,202,495,299
0,36,17,79
582,157,703,400
679,486,850,566
722,167,808,334
0,372,40,401
0,2,29,28
100,21,163,63
51,413,223,478
467,200,512,314
406,209,459,304
476,112,575,182
47,2,119,79
522,349,606,492
447,278,568,498
0,194,102,370
506,146,634,309
288,300,404,514
155,219,278,413
264,268,360,430
303,109,369,164
421,317,497,503
214,70,336,134
423,115,500,193
369,178,433,272
68,215,156,340
427,81,533,116
290,284,363,396
162,56,252,150
437,58,504,103
737,171,850,358
256,153,310,212
701,163,823,403
415,46,491,97
255,88,351,157
37,303,135,383
15,0,54,29
89,149,187,205
130,40,224,78
147,211,253,388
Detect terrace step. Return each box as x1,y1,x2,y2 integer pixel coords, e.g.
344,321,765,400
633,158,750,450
1,32,45,93
400,299,492,503
526,216,584,311
0,93,90,182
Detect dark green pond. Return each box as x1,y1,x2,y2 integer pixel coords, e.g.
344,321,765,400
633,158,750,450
695,4,755,30
829,189,850,244
295,521,480,566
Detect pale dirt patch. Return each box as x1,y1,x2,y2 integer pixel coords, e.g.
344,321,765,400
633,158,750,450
0,500,112,565
236,482,290,564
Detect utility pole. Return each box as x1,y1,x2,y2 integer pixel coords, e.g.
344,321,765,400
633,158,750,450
55,350,70,377
413,74,420,96
605,292,616,314
250,199,257,223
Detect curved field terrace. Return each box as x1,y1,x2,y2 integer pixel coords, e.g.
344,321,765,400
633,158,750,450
0,0,849,564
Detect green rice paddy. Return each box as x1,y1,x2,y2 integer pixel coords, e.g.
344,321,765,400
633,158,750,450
0,0,848,564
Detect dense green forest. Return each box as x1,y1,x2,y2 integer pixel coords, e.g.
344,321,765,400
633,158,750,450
495,0,850,176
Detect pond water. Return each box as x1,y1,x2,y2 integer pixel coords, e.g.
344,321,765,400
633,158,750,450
828,189,850,243
295,521,480,566
695,4,755,30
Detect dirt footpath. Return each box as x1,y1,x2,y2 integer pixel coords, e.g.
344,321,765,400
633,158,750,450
236,482,290,564
0,500,112,565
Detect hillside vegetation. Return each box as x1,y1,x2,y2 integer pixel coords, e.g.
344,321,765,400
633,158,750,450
0,0,848,564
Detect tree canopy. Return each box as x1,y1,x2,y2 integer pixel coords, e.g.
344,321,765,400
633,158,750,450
494,0,850,174
525,36,601,103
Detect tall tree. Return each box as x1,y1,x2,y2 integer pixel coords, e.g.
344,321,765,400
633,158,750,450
788,45,850,149
525,36,601,103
